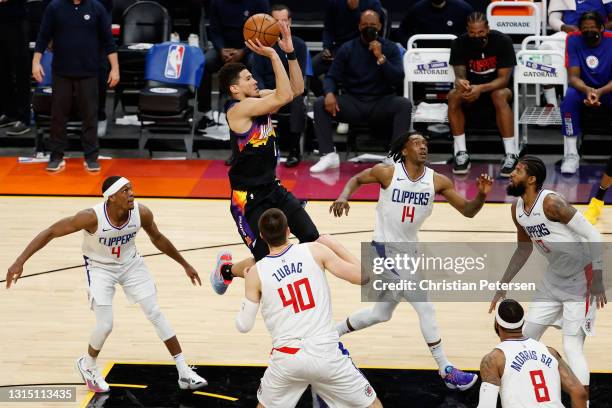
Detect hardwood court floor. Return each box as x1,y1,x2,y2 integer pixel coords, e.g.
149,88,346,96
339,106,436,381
0,197,610,407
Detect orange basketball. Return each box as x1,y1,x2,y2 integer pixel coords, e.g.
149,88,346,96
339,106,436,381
243,13,280,47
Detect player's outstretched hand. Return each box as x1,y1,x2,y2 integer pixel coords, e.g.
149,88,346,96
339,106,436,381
330,199,350,217
591,274,607,309
184,265,201,286
488,289,506,313
245,39,276,59
277,20,294,54
6,262,23,289
476,173,494,196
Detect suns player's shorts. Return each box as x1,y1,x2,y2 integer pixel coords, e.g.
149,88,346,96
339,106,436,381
84,255,156,309
230,181,319,261
527,269,596,336
258,342,376,408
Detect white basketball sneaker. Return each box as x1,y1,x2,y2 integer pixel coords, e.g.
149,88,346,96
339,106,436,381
76,356,110,393
178,367,208,390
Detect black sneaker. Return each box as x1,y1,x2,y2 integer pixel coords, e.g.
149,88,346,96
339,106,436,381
499,153,518,178
46,159,66,172
84,159,101,172
453,151,471,174
0,114,17,128
197,116,217,133
6,121,31,135
285,150,301,168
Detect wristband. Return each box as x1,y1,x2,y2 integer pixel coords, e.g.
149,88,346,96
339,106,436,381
286,51,297,60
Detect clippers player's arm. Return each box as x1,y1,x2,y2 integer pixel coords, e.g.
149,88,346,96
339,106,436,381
547,347,588,407
452,65,471,93
309,237,364,285
435,172,493,218
139,205,201,286
543,194,606,309
6,209,98,288
476,349,504,407
330,164,394,217
235,266,262,333
488,202,533,313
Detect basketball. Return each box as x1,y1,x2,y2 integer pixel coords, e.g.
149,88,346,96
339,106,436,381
243,13,281,47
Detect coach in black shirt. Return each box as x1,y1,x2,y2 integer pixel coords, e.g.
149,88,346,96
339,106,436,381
310,10,411,173
33,0,118,173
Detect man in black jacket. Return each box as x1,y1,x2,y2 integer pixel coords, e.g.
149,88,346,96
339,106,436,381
33,0,118,173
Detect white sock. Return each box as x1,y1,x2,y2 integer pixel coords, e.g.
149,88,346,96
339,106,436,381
173,353,190,374
544,87,558,106
204,111,213,119
565,136,578,156
453,134,466,155
429,342,451,375
84,354,97,369
503,136,517,155
336,319,351,337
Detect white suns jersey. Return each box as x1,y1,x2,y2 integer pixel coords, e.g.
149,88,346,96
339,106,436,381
256,243,338,348
497,338,563,407
82,201,141,268
515,190,589,280
373,163,435,243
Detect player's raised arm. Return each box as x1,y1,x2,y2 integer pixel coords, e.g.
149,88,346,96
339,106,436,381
435,172,493,218
235,266,262,333
309,235,364,285
6,209,97,288
488,202,533,312
476,349,504,408
547,347,588,408
330,164,393,217
276,20,304,97
139,204,201,286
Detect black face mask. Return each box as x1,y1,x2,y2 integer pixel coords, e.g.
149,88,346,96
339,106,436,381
582,30,601,47
469,36,487,49
361,26,378,43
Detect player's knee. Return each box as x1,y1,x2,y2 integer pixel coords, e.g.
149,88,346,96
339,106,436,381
374,309,393,323
447,89,462,106
144,303,163,324
97,320,113,337
302,229,320,243
491,89,510,108
369,397,383,408
394,97,412,112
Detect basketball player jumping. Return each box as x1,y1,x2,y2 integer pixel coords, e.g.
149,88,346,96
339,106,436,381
477,299,587,407
329,132,493,390
235,208,382,408
6,176,206,393
209,21,323,295
489,156,607,401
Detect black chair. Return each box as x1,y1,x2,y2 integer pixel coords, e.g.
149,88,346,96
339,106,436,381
112,0,138,25
380,7,391,40
113,1,171,117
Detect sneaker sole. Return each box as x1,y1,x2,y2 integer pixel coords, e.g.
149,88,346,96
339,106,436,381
75,358,110,393
6,129,31,136
46,165,66,173
310,164,340,173
452,164,471,175
445,373,478,391
178,379,208,390
210,252,231,295
0,122,18,128
499,171,512,178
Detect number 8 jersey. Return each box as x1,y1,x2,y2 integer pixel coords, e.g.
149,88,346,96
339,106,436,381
82,201,141,269
256,243,338,348
373,163,435,243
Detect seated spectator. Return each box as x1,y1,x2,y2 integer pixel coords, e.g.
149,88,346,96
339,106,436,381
251,4,308,167
310,10,410,173
394,0,473,47
540,0,612,106
196,0,269,132
448,12,517,177
560,12,612,174
311,0,383,96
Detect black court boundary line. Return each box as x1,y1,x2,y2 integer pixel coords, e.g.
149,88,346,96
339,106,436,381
3,228,611,284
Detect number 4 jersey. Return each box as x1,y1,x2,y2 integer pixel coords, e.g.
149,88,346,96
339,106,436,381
82,201,141,269
255,243,338,348
497,338,563,407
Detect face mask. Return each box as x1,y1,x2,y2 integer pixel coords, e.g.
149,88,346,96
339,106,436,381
361,26,378,43
469,36,487,49
582,30,601,47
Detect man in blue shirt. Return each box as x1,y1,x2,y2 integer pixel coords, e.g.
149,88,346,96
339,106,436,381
310,10,410,173
251,4,308,167
33,0,118,173
560,12,612,174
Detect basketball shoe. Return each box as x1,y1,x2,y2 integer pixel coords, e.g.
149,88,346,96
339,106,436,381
76,356,110,393
210,251,233,295
441,365,478,391
178,367,208,390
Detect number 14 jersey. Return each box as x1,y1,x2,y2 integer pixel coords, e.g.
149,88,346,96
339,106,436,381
256,243,338,348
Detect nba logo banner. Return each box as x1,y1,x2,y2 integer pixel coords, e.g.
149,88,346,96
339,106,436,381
165,44,185,79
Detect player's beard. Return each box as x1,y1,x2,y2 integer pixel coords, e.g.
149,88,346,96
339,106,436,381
506,181,526,197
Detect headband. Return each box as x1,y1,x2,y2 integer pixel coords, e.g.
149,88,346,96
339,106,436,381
102,177,130,200
495,302,525,330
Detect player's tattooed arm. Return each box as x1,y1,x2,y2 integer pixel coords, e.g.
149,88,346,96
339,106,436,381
547,347,588,408
542,193,576,223
479,349,503,386
435,172,493,218
453,65,470,93
330,164,393,217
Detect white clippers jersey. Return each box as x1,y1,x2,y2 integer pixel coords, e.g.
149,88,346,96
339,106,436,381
373,163,435,243
256,243,338,348
82,201,141,268
497,338,563,408
515,190,590,281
